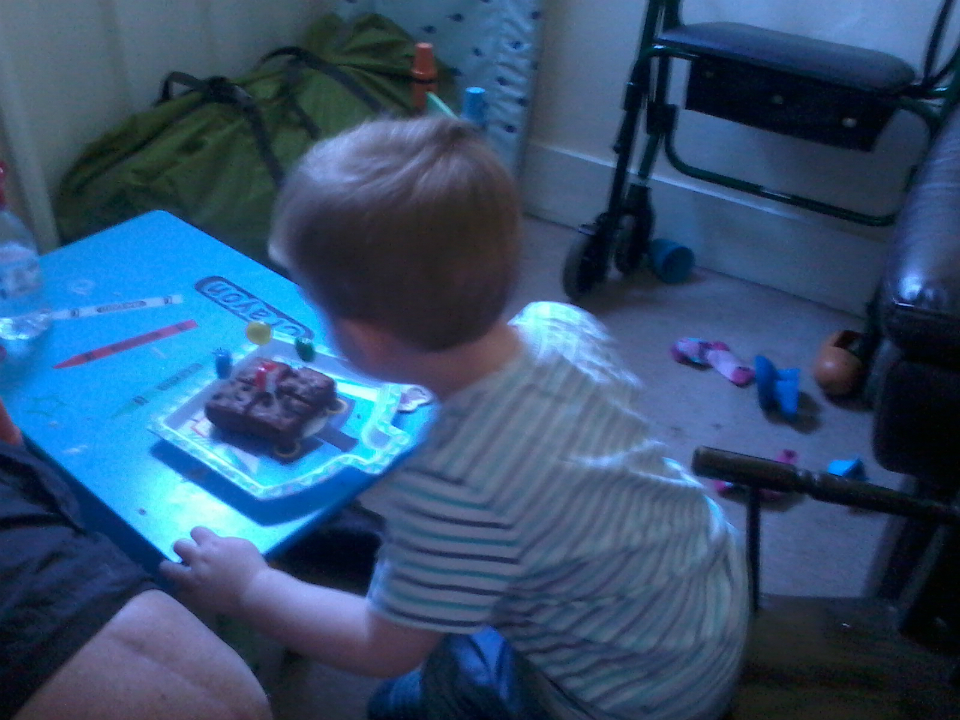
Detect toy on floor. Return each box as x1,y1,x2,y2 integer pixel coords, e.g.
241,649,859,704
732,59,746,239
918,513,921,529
813,329,866,397
671,338,754,386
828,455,869,482
755,355,800,421
715,449,796,500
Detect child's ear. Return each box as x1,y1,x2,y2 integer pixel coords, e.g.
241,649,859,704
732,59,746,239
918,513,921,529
333,317,396,371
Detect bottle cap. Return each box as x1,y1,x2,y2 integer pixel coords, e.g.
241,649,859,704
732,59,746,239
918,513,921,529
411,43,438,113
412,43,437,82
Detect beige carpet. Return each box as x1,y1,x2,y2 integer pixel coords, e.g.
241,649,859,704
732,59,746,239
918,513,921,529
265,214,907,720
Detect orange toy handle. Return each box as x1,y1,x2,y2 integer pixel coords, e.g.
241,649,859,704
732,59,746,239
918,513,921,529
412,42,438,113
0,395,23,445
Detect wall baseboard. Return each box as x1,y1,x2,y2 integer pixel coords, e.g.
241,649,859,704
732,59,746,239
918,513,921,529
520,140,892,317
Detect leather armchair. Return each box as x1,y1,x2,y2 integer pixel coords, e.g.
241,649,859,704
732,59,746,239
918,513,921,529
871,104,960,485
862,103,960,642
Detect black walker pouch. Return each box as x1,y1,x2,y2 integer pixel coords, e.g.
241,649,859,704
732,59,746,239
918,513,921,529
685,55,899,152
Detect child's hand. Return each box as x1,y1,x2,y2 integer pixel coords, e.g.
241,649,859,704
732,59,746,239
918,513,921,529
160,526,269,617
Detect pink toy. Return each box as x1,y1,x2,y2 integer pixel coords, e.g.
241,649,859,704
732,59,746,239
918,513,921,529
672,338,754,386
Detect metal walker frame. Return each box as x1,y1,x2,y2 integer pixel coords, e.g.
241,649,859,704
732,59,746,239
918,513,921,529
564,0,960,299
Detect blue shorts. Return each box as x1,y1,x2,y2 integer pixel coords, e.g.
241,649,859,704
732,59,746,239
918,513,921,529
367,627,558,720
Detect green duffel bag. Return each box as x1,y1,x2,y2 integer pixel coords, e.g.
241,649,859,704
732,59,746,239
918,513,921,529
54,12,455,266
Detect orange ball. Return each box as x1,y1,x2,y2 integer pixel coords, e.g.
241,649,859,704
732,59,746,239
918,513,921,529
813,330,865,397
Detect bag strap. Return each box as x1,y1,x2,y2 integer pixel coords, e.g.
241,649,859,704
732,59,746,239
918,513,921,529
261,54,322,140
152,46,398,187
260,46,393,118
157,71,285,186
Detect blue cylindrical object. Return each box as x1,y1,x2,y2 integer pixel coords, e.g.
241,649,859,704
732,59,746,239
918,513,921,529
649,238,694,284
214,348,232,379
462,87,487,130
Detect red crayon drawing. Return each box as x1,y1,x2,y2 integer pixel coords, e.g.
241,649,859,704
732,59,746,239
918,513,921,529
53,319,198,369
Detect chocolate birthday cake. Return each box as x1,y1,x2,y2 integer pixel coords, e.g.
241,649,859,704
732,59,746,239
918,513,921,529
205,362,337,445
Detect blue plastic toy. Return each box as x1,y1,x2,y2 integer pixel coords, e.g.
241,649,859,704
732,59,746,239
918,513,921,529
755,355,800,421
461,86,488,130
214,348,232,379
828,455,869,482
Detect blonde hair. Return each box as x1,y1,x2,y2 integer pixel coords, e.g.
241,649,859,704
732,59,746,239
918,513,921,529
270,116,521,352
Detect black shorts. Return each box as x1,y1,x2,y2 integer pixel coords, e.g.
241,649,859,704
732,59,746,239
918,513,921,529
0,441,157,720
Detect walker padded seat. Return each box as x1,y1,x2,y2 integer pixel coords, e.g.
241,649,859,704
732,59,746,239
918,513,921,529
657,22,917,93
657,22,919,151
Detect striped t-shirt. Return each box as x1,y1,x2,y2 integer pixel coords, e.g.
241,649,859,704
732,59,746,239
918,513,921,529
368,302,749,720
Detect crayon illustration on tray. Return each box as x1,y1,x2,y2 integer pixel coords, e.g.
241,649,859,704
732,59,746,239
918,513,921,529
151,331,414,500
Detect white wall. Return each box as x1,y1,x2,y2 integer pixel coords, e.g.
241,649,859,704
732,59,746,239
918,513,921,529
0,0,953,313
0,0,336,251
521,0,951,314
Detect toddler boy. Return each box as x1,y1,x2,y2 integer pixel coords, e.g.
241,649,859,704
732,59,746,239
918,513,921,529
162,116,748,720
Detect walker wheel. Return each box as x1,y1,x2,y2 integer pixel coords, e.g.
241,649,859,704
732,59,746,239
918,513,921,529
614,204,654,276
563,233,606,300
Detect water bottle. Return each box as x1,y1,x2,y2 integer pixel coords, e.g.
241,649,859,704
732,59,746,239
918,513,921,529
0,162,51,340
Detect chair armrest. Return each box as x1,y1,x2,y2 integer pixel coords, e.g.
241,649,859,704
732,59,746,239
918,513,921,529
881,107,960,363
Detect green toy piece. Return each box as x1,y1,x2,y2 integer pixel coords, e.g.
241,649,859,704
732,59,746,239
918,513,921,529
294,336,316,362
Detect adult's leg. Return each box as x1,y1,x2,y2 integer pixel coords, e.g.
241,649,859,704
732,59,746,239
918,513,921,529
0,406,271,720
14,590,273,720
